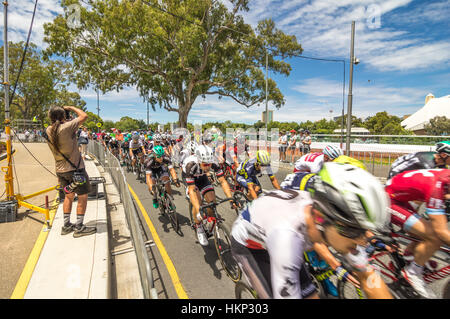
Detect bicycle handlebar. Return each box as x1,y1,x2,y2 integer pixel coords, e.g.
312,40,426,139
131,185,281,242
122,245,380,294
200,197,234,210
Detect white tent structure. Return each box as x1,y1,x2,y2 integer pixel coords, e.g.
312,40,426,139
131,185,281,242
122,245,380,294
401,94,450,132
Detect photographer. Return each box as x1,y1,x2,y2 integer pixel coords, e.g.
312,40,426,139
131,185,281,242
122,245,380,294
46,105,96,238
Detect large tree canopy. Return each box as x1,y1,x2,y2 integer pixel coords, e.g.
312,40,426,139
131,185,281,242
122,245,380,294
44,0,303,127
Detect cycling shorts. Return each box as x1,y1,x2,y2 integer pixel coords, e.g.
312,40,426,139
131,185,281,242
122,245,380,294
182,172,214,197
131,148,143,156
389,200,421,232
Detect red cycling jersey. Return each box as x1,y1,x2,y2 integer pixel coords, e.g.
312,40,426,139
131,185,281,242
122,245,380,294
385,169,449,231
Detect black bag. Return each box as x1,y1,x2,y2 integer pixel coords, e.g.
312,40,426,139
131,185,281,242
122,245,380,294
43,130,87,186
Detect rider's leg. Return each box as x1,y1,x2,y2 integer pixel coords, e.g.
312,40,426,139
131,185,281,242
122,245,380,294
391,203,443,266
161,175,172,197
429,214,450,246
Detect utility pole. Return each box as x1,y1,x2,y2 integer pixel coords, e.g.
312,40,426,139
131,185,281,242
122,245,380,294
3,0,14,199
346,21,356,155
147,100,149,128
96,89,100,133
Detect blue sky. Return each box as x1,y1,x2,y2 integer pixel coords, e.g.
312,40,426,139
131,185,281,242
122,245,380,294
2,0,450,124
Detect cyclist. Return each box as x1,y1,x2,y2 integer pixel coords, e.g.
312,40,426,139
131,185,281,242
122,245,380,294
293,144,343,173
231,163,393,299
387,141,450,180
236,150,281,200
108,137,120,158
182,144,235,246
179,141,197,165
121,136,130,166
385,168,450,298
217,140,240,176
145,145,180,209
129,132,146,174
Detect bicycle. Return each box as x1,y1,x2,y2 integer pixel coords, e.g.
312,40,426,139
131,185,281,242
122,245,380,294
187,195,242,282
337,232,450,299
234,258,326,299
153,173,182,236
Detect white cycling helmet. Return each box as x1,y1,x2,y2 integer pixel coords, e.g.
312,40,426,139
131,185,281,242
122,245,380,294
195,145,214,164
188,141,198,154
153,134,162,142
322,145,343,160
312,162,390,232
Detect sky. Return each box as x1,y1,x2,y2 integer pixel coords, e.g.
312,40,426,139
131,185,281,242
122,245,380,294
1,0,449,125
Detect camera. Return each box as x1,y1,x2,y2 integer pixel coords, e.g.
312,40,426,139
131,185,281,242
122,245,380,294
64,109,71,120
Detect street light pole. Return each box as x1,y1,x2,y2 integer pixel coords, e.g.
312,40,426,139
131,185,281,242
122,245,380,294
345,21,356,156
265,49,268,133
147,100,149,128
96,89,100,133
3,0,14,199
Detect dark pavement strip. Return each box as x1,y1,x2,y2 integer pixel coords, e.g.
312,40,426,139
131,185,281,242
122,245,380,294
124,164,294,299
125,164,449,299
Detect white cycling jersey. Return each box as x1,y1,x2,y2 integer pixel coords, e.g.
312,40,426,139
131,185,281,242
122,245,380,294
293,152,324,173
231,189,314,299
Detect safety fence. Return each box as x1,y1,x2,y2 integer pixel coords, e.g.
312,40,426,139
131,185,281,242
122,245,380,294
1,132,46,143
87,141,157,299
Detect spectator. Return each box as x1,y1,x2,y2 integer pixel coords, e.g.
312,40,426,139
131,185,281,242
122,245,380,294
78,127,89,160
279,131,288,162
46,105,96,238
303,130,312,154
296,129,304,157
288,129,297,164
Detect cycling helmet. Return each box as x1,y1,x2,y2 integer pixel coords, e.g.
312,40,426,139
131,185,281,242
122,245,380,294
132,134,139,141
195,145,214,163
153,145,165,158
256,150,271,166
436,141,450,155
153,134,162,142
304,129,310,134
188,141,198,154
311,162,389,232
333,155,367,171
203,132,213,143
322,145,343,160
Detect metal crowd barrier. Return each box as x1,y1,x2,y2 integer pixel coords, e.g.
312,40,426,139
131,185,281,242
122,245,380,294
87,141,157,299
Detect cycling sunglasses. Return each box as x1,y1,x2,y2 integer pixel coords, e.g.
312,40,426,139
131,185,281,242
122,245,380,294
334,224,366,239
201,163,212,167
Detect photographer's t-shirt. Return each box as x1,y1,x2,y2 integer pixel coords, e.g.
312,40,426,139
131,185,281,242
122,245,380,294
46,118,84,173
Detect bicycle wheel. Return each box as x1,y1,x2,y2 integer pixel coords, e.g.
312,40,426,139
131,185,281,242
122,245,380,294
235,281,258,299
164,195,182,236
214,223,241,282
337,279,366,299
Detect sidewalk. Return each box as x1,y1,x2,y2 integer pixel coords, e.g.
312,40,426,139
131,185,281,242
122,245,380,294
23,158,109,299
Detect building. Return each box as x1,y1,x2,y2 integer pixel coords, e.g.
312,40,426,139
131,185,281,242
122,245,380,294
401,94,450,135
332,127,370,134
262,110,273,124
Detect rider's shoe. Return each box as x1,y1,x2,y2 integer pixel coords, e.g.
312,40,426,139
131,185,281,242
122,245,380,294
401,266,437,299
195,224,209,246
152,198,159,209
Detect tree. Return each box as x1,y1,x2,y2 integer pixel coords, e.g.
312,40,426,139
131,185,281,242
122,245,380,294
363,111,411,135
424,116,450,136
44,0,303,127
83,111,103,131
0,42,78,123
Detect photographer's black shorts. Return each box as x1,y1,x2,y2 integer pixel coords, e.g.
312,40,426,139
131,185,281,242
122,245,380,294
57,168,91,195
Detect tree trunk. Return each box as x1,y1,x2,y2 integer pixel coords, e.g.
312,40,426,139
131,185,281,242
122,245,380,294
178,103,192,128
